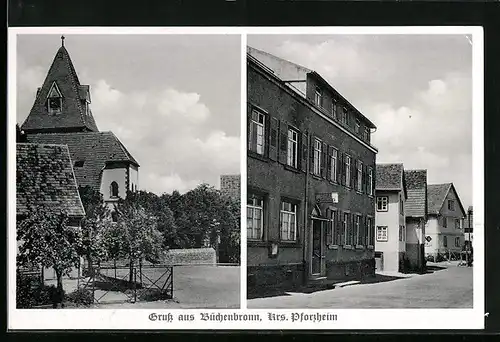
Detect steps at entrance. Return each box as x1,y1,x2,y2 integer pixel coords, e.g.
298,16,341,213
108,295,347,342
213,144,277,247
298,276,361,293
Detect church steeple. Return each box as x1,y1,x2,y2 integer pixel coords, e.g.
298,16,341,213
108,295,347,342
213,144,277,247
21,38,99,134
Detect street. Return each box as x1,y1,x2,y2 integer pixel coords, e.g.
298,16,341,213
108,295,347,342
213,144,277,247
248,262,473,309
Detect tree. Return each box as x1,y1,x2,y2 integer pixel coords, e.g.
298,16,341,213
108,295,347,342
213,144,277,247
78,186,111,275
17,207,82,306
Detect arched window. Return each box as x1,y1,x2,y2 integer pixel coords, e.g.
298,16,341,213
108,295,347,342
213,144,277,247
110,181,119,198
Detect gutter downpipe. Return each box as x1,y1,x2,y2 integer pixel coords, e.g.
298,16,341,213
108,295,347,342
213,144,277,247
303,131,310,287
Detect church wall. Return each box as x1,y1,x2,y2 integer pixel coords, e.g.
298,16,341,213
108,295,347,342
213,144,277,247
129,165,139,191
100,167,127,201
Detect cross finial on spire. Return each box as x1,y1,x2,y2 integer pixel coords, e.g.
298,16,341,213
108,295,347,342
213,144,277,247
61,35,65,47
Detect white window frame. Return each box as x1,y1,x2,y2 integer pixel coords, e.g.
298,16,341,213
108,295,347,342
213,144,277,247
247,196,264,241
250,109,265,155
368,167,373,196
287,129,298,168
357,160,363,192
314,88,322,107
343,213,350,246
330,149,338,182
47,82,63,115
355,119,360,134
367,217,374,246
355,215,362,246
345,155,351,186
376,226,388,242
342,107,348,125
280,201,297,242
376,196,388,212
448,200,455,211
328,209,337,245
313,138,322,176
332,98,337,120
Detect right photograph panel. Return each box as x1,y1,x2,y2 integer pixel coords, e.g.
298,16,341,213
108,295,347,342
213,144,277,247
246,34,473,309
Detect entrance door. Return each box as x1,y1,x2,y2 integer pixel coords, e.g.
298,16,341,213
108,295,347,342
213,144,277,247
311,219,322,275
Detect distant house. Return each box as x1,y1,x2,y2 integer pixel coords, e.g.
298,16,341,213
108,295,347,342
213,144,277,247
375,163,408,272
404,169,428,272
425,183,466,259
16,143,86,281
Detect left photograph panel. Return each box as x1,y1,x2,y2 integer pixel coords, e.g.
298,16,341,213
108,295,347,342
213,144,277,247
13,33,241,309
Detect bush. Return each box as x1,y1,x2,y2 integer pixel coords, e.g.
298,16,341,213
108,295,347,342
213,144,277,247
65,288,94,306
138,288,172,302
16,274,61,308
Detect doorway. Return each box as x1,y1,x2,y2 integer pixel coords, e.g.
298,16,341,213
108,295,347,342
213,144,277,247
311,219,323,276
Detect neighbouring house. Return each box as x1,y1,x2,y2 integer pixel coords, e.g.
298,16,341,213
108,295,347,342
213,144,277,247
464,205,473,243
374,163,408,273
220,174,241,201
247,47,377,294
404,169,428,272
20,37,139,218
425,183,466,260
16,143,86,281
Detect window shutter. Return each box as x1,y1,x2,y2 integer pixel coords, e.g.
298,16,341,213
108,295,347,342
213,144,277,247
338,210,344,245
351,214,356,245
326,216,332,246
321,142,328,178
364,217,368,245
278,121,288,164
340,153,345,186
353,159,358,191
309,135,315,174
326,146,332,181
247,105,255,151
301,132,308,172
269,117,278,161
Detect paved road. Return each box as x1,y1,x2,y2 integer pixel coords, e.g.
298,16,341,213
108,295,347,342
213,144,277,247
248,264,473,309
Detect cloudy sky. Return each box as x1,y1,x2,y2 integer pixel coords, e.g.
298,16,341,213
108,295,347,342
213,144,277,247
248,34,473,208
17,34,241,195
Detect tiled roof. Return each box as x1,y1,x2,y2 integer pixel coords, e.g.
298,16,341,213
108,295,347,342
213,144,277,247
376,163,404,190
404,169,427,218
21,46,99,133
427,183,452,215
26,132,139,190
16,143,85,217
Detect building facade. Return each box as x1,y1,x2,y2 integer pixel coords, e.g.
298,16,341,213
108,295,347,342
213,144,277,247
220,174,241,201
20,38,139,215
404,169,428,272
425,183,466,259
374,164,408,273
247,48,378,293
464,205,473,243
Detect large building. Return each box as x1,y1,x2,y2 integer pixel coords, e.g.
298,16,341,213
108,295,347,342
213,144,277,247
374,163,408,273
425,183,466,260
20,38,139,214
247,47,378,293
404,169,428,272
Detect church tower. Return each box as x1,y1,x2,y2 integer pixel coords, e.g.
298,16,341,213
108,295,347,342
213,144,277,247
22,37,140,211
21,36,99,134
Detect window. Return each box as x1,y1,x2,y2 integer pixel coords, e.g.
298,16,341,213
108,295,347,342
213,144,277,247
287,129,298,168
377,226,388,242
327,209,337,245
343,213,350,245
247,195,264,240
313,139,322,176
448,200,455,211
376,196,388,211
355,119,360,134
356,160,363,192
443,216,448,228
455,219,461,229
47,82,63,115
110,181,119,198
330,149,338,182
367,217,374,246
355,215,362,246
74,160,84,167
249,109,265,155
368,167,373,196
345,155,351,186
342,107,348,125
399,225,405,242
364,127,370,142
314,87,322,107
455,237,461,247
280,201,297,241
400,196,404,215
443,235,448,248
332,98,338,120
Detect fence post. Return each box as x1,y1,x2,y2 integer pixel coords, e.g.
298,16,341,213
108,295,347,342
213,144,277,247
171,266,174,298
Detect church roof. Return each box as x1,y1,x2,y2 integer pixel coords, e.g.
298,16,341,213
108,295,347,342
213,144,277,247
21,44,99,133
16,143,85,217
26,132,139,190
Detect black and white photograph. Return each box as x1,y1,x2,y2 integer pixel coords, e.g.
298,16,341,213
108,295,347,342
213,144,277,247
14,33,241,310
246,34,476,309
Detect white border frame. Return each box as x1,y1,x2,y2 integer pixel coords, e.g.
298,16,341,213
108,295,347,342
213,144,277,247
8,26,484,330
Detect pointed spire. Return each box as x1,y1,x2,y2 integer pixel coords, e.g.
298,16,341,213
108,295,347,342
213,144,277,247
21,39,99,133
